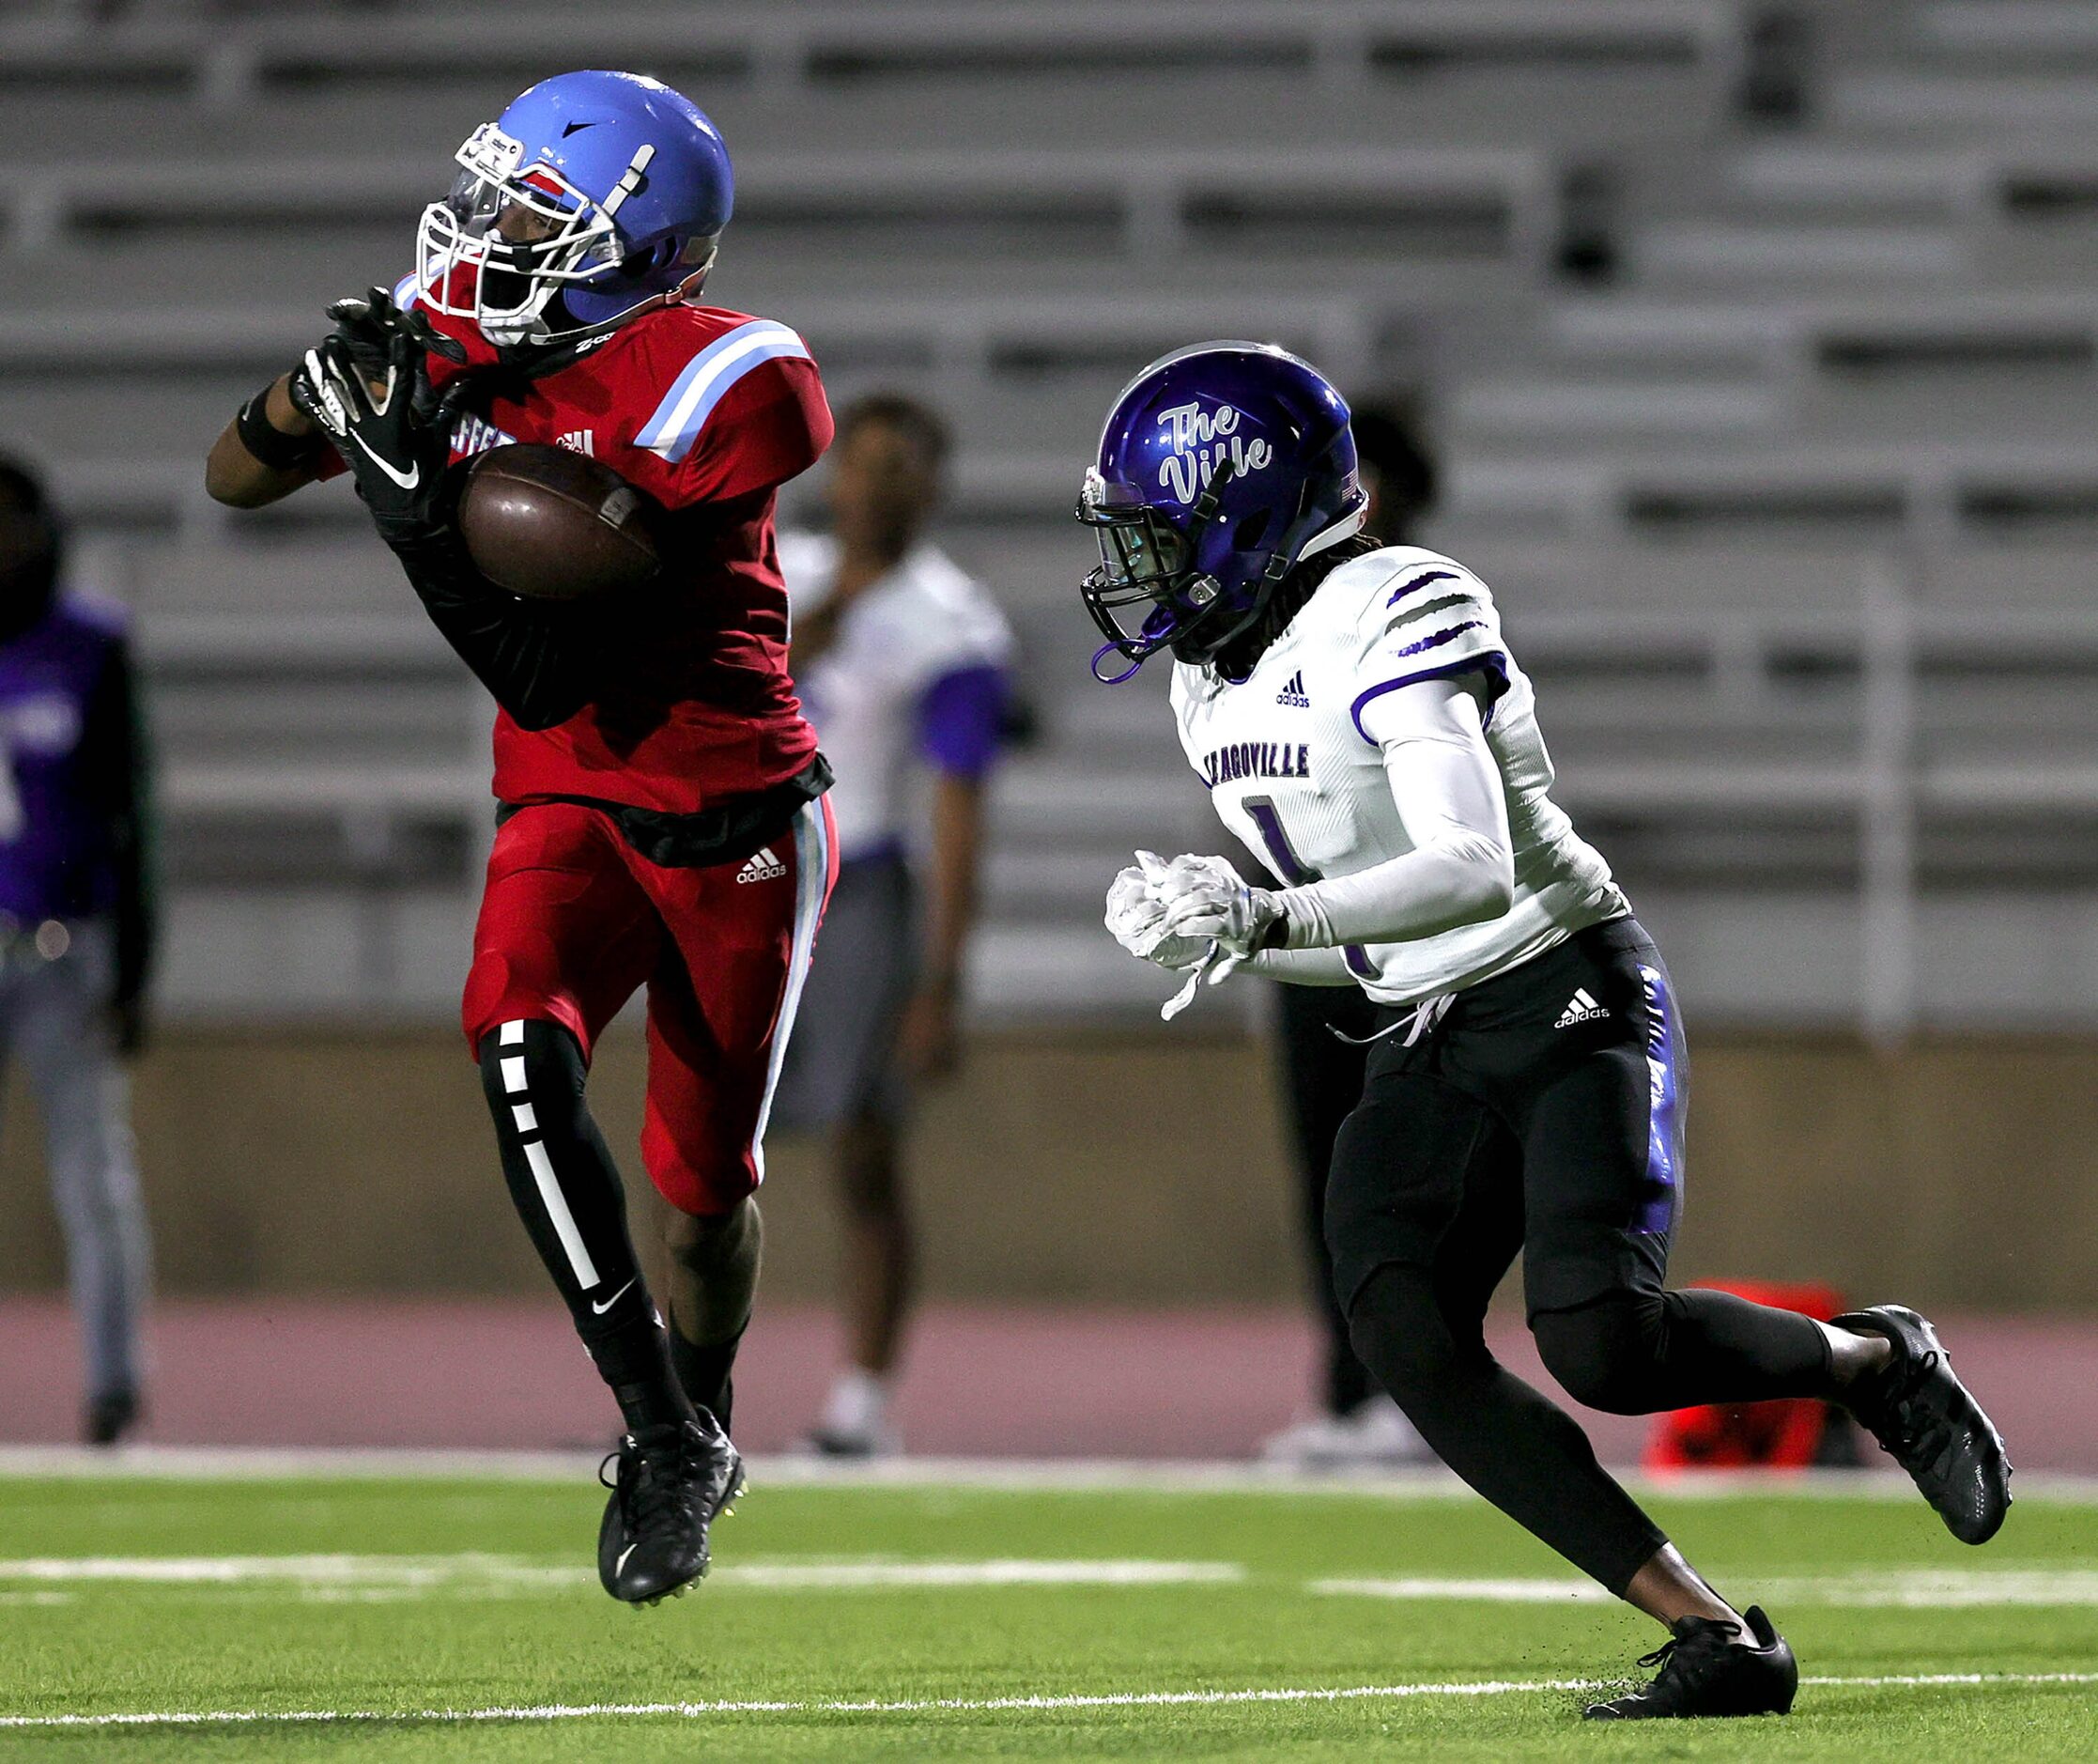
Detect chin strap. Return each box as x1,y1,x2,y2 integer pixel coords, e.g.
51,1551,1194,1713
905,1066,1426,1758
1091,642,1147,686
1184,455,1238,534
1180,474,1326,669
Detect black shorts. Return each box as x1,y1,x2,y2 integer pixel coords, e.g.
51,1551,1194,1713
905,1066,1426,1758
1323,916,1687,1322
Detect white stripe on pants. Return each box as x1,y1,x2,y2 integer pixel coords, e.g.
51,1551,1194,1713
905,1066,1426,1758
748,799,831,1180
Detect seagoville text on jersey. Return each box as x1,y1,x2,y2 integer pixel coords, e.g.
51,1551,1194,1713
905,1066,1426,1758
1200,739,1312,790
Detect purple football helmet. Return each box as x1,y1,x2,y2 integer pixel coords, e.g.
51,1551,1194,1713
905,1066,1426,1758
1077,341,1366,680
415,70,733,348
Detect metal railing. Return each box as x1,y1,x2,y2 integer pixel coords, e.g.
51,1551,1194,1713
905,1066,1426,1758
122,542,2098,1030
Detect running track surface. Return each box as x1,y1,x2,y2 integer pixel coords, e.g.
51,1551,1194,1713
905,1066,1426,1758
3,1299,2093,1468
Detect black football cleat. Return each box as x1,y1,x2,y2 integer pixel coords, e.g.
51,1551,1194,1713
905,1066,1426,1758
83,1387,141,1448
595,1411,745,1605
1584,1606,1797,1721
1833,1305,2012,1545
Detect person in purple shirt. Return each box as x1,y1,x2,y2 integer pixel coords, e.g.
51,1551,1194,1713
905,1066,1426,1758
0,457,156,1445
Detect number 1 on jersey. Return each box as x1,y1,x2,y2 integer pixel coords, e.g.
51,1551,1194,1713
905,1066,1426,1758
1242,796,1378,983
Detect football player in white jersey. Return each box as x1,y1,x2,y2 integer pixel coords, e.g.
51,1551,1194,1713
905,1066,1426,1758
1080,342,2013,1722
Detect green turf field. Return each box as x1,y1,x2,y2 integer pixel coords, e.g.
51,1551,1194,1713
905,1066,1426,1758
0,1464,2093,1760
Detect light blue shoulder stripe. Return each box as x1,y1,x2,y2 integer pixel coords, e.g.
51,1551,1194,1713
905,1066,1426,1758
638,321,778,444
392,272,421,311
635,320,810,463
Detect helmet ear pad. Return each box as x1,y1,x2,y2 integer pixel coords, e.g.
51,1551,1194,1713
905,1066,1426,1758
1179,461,1366,668
566,233,717,328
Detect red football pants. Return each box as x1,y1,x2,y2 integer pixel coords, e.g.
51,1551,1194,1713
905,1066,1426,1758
461,797,836,1216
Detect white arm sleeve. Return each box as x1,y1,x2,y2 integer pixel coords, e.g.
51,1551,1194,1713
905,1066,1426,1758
1247,944,1358,985
1273,675,1515,950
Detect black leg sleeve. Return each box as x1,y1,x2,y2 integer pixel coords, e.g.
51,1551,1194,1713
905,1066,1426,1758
393,531,597,731
478,1019,688,1432
669,1323,747,1433
1348,1263,1669,1595
1532,1288,1834,1416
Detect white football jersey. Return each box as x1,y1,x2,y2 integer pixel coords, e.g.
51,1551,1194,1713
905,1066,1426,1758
1170,545,1627,1005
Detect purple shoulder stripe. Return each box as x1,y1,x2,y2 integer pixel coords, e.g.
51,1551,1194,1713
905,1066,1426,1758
1350,651,1511,744
1391,618,1484,659
1387,568,1459,607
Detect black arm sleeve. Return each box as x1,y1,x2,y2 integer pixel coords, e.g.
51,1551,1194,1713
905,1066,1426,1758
385,528,600,732
78,638,157,1009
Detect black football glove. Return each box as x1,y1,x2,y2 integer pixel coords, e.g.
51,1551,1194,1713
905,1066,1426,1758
289,324,455,545
323,285,468,397
291,292,598,731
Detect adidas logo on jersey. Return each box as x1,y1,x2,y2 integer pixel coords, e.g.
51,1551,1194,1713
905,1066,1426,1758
736,846,787,884
1275,670,1310,708
1554,988,1609,1029
556,430,595,456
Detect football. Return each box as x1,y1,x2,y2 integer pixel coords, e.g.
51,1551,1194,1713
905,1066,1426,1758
455,442,663,600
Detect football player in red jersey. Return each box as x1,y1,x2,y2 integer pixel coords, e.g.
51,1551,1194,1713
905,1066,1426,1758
206,70,836,1604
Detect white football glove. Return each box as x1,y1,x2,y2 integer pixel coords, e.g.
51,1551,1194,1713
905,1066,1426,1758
1104,851,1211,970
1152,853,1285,960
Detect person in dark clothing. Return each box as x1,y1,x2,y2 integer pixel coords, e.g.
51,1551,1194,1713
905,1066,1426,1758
0,456,155,1446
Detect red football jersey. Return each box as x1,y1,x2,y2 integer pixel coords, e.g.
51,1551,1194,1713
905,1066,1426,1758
349,290,833,813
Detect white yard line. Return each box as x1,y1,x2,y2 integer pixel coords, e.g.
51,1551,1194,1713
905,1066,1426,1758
4,1552,2093,1609
1316,1576,1616,1604
3,1672,2095,1730
719,1560,1243,1588
1314,1569,2098,1607
0,1554,1241,1593
2,1447,2094,1504
0,1554,579,1587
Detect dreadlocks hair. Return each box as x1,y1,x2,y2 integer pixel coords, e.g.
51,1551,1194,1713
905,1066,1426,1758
1209,531,1383,684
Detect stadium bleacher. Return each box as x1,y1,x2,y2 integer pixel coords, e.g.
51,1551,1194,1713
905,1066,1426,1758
4,0,2094,1029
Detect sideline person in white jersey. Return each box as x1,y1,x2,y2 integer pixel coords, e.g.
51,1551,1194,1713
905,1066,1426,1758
777,395,1013,1456
1080,343,2011,1722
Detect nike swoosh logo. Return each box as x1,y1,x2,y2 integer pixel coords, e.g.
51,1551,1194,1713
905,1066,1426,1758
615,1543,637,1575
349,429,419,491
563,120,600,137
591,1277,637,1317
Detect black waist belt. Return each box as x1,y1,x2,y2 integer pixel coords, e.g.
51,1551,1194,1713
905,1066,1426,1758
497,751,833,870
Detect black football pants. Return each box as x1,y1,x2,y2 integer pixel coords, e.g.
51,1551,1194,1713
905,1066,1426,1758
1324,917,1834,1595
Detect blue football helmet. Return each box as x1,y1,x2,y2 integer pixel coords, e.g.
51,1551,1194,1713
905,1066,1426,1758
1077,341,1366,681
415,70,733,348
